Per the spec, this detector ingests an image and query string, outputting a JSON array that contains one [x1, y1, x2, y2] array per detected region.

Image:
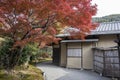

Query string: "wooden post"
[[81, 43, 83, 70], [66, 43, 68, 67], [103, 50, 105, 76]]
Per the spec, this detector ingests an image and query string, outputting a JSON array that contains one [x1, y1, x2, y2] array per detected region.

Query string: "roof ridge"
[[100, 21, 120, 24]]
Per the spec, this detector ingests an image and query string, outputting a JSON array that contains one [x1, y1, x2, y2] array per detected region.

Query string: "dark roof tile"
[[57, 21, 120, 37], [91, 21, 120, 35]]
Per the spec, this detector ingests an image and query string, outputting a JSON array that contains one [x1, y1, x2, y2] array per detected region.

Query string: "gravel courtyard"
[[36, 61, 112, 80]]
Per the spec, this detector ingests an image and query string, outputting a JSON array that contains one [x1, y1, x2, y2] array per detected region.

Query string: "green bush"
[[0, 38, 52, 69], [0, 39, 13, 69], [19, 43, 40, 65], [0, 39, 40, 68]]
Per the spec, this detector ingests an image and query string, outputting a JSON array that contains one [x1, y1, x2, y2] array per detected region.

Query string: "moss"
[[0, 71, 17, 80], [22, 74, 43, 80], [36, 58, 52, 63], [0, 65, 44, 80]]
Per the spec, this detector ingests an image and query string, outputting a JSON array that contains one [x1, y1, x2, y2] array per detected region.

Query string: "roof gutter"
[[61, 39, 99, 43]]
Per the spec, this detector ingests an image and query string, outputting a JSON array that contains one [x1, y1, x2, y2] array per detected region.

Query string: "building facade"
[[53, 21, 120, 69]]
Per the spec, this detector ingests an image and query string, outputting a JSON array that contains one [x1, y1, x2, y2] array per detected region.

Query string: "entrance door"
[[53, 48, 60, 65], [66, 43, 82, 69]]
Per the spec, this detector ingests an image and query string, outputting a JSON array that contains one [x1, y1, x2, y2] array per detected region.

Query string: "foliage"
[[0, 0, 97, 47], [38, 47, 52, 58], [0, 39, 39, 68], [0, 0, 97, 69], [92, 14, 120, 23], [41, 53, 50, 58], [19, 43, 39, 65], [29, 47, 52, 63], [0, 39, 14, 69], [0, 39, 13, 55]]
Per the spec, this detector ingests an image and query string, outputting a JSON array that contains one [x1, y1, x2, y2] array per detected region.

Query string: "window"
[[67, 48, 81, 57]]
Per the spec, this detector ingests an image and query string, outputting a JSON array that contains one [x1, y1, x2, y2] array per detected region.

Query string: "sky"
[[92, 0, 120, 17]]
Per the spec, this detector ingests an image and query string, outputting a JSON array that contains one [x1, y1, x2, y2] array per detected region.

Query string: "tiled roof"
[[57, 21, 120, 37], [91, 21, 120, 35]]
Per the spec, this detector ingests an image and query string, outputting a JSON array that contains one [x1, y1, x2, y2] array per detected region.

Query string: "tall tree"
[[0, 0, 97, 69]]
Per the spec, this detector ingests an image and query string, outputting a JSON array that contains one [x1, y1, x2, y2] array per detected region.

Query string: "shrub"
[[0, 39, 13, 69], [0, 39, 40, 69]]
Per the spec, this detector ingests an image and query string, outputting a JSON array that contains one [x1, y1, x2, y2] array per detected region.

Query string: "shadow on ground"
[[36, 61, 112, 80]]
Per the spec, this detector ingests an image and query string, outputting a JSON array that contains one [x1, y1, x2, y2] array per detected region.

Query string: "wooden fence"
[[93, 47, 120, 78]]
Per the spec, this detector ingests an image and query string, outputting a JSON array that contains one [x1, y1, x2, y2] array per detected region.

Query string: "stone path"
[[36, 61, 112, 80]]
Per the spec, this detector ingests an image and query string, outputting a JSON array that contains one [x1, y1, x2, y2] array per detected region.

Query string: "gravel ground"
[[36, 61, 112, 80]]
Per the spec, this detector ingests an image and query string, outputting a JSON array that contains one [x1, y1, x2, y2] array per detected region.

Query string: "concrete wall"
[[97, 35, 117, 48], [67, 43, 81, 48], [60, 43, 67, 67], [82, 43, 94, 69], [67, 57, 81, 69]]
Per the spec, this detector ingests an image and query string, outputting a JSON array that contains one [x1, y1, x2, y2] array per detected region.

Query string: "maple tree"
[[0, 0, 97, 69]]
